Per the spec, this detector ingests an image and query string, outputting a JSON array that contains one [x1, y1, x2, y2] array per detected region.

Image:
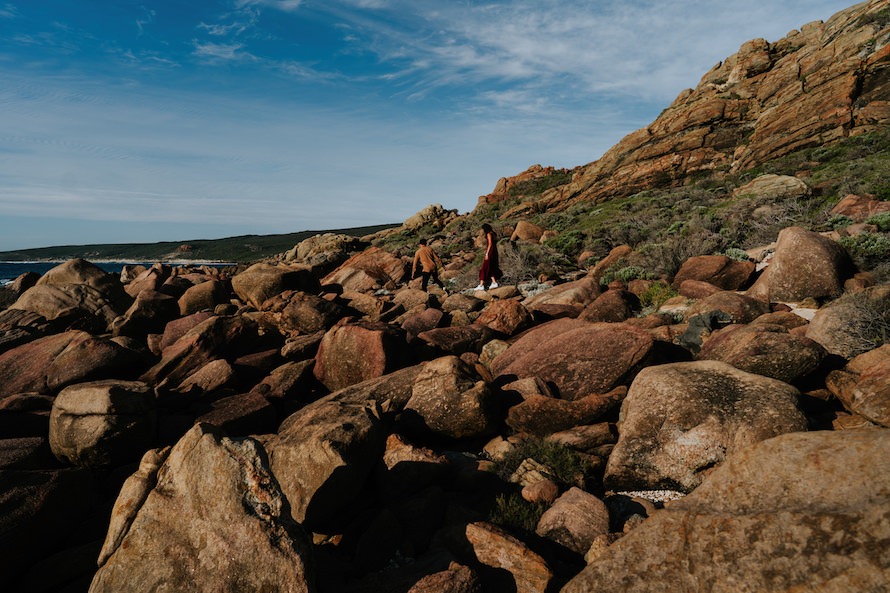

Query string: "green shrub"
[[866, 212, 890, 232], [639, 282, 678, 310], [826, 214, 854, 230], [498, 242, 575, 282], [599, 264, 657, 287], [489, 493, 549, 533], [722, 247, 752, 262], [838, 232, 890, 271], [543, 230, 584, 257], [494, 438, 593, 488]]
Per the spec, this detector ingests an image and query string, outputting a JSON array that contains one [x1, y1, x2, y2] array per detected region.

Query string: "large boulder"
[[313, 320, 411, 392], [604, 361, 807, 493], [12, 260, 133, 331], [261, 290, 350, 336], [827, 344, 890, 427], [491, 319, 656, 401], [90, 423, 314, 593], [732, 174, 811, 202], [522, 277, 601, 311], [402, 356, 498, 441], [830, 193, 890, 222], [0, 309, 55, 356], [564, 429, 890, 593], [49, 380, 156, 468], [578, 288, 639, 323], [806, 285, 890, 359], [140, 315, 263, 390], [400, 203, 459, 232], [506, 387, 626, 437], [465, 522, 553, 593], [510, 221, 545, 242], [178, 279, 231, 316], [747, 226, 854, 302], [322, 246, 406, 292], [111, 289, 180, 338], [268, 399, 386, 529], [285, 232, 365, 273], [684, 290, 770, 324], [698, 323, 826, 383], [0, 330, 136, 398], [123, 264, 169, 298], [415, 325, 497, 356], [231, 263, 320, 310], [474, 299, 532, 336], [534, 487, 610, 555], [671, 255, 755, 291]]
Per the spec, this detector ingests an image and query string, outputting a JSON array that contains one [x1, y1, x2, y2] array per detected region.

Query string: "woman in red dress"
[[475, 223, 501, 290]]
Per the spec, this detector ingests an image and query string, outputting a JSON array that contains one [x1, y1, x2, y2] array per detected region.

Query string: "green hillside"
[[0, 223, 399, 263]]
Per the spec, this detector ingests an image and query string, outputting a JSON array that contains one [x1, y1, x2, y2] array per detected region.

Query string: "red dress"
[[479, 231, 501, 285]]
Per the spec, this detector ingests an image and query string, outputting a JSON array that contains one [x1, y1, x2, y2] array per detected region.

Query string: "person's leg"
[[421, 271, 431, 290], [432, 270, 445, 290]]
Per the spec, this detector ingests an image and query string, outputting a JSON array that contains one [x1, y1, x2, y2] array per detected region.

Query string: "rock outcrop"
[[90, 424, 314, 593], [519, 2, 890, 212], [565, 429, 890, 593]]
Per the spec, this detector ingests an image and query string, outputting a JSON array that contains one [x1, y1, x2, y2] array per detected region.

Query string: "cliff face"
[[487, 0, 890, 211]]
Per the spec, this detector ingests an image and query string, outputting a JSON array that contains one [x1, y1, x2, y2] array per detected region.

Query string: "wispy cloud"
[[0, 3, 17, 19], [192, 40, 254, 62], [318, 0, 853, 107], [236, 0, 303, 12], [135, 7, 155, 36]]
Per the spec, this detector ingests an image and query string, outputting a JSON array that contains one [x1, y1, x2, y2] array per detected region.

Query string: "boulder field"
[[0, 220, 888, 593]]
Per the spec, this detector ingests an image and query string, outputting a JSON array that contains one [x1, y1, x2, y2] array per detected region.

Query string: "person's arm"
[[412, 251, 420, 277], [485, 233, 493, 259]]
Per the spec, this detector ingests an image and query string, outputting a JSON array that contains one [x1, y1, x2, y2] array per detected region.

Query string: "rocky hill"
[[1, 2, 890, 593], [480, 0, 890, 212]]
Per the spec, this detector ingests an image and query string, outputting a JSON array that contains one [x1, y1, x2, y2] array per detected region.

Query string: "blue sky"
[[0, 0, 855, 251]]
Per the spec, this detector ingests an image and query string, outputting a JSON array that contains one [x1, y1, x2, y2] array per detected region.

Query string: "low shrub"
[[866, 212, 890, 232], [838, 232, 890, 271], [494, 438, 593, 488], [489, 493, 549, 534], [599, 264, 657, 287], [639, 282, 678, 310], [722, 247, 752, 262]]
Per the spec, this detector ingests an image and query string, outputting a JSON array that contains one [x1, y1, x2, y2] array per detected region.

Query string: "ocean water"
[[0, 261, 232, 286]]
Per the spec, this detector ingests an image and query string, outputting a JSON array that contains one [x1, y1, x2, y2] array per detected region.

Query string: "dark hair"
[[419, 238, 428, 245], [481, 223, 493, 234]]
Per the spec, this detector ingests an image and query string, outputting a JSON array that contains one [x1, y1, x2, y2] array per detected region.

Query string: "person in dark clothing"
[[476, 223, 501, 290], [411, 238, 446, 291]]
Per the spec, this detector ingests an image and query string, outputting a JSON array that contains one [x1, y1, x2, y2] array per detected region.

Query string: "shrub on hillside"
[[838, 232, 890, 272], [543, 229, 584, 257], [498, 242, 574, 283], [489, 493, 548, 534], [599, 265, 657, 286], [494, 438, 593, 488], [639, 282, 679, 311], [722, 247, 753, 262], [866, 212, 890, 232]]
